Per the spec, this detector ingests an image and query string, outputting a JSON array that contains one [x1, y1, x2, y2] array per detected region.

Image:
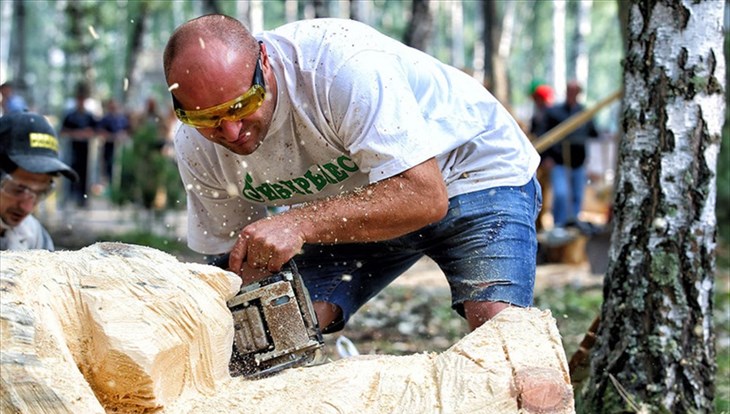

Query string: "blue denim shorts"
[[296, 176, 542, 333]]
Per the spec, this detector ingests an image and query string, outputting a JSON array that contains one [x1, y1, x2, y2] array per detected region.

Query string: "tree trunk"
[[482, 0, 499, 92], [583, 1, 724, 412], [449, 0, 464, 70], [349, 0, 371, 24], [494, 0, 515, 105], [201, 0, 221, 15], [63, 1, 97, 99], [313, 0, 329, 18], [8, 0, 27, 94], [122, 1, 149, 107], [284, 0, 298, 22], [570, 0, 592, 88], [1, 243, 575, 413], [403, 0, 433, 53]]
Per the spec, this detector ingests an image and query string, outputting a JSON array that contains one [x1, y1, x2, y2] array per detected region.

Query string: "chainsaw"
[[209, 255, 324, 379]]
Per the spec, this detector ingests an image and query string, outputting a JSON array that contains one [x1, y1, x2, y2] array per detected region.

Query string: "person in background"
[[528, 82, 555, 233], [97, 98, 130, 190], [163, 15, 542, 334], [529, 83, 555, 138], [60, 85, 97, 207], [543, 80, 600, 228], [0, 112, 78, 250], [0, 81, 29, 115]]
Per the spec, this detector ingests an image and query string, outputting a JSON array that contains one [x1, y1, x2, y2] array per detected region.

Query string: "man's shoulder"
[[266, 18, 395, 59]]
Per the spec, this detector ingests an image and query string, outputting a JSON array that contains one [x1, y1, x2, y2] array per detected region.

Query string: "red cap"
[[533, 85, 554, 105]]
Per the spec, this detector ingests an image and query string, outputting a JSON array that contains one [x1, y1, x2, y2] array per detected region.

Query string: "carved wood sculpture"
[[1, 243, 574, 413]]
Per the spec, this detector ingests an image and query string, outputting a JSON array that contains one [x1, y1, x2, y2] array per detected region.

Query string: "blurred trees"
[[0, 0, 623, 130]]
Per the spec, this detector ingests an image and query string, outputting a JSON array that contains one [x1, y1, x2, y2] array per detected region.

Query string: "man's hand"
[[229, 215, 307, 274]]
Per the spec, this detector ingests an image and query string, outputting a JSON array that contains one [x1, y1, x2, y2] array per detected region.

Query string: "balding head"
[[163, 14, 259, 82]]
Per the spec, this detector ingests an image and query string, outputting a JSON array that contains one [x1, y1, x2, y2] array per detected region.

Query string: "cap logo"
[[29, 132, 59, 152]]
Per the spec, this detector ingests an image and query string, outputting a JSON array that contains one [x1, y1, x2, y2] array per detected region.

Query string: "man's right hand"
[[210, 253, 273, 285]]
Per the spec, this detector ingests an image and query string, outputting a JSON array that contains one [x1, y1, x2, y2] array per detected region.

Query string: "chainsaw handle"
[[208, 253, 297, 274], [208, 253, 232, 269]]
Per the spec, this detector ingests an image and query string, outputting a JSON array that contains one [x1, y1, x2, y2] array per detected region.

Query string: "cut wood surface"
[[1, 243, 575, 413]]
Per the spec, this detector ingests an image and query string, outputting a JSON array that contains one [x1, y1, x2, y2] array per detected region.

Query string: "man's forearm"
[[230, 158, 448, 272], [284, 158, 448, 244]]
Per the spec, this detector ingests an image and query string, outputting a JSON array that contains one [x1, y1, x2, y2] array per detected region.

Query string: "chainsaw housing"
[[226, 262, 323, 378]]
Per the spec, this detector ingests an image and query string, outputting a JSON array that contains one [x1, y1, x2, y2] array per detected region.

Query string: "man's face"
[[168, 40, 275, 155], [0, 169, 54, 228]]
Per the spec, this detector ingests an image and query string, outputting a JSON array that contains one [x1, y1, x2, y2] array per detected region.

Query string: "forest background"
[[1, 0, 728, 412]]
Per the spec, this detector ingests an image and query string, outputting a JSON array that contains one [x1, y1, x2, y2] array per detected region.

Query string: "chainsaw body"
[[222, 260, 324, 378]]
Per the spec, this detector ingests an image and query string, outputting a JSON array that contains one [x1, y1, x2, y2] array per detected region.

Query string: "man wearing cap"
[[0, 112, 79, 250]]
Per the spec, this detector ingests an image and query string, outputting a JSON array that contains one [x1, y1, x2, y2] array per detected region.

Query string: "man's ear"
[[259, 42, 270, 68]]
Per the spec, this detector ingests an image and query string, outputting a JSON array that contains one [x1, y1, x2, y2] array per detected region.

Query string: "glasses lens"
[[177, 84, 265, 129], [0, 176, 53, 202]]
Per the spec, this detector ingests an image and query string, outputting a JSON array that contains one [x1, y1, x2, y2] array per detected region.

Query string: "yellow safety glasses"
[[173, 48, 266, 129]]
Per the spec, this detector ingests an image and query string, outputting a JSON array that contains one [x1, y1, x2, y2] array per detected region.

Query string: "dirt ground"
[[393, 255, 601, 292]]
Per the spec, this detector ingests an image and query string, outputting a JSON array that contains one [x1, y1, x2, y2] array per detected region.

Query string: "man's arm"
[[228, 157, 448, 276]]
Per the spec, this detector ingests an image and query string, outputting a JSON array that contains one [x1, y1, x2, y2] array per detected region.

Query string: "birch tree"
[[582, 1, 725, 412], [571, 0, 592, 88], [552, 0, 567, 102]]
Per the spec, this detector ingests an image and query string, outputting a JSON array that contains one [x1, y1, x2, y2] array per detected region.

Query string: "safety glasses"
[[0, 174, 55, 203], [173, 46, 266, 129]]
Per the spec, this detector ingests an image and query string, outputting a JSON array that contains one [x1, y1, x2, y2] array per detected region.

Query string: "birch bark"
[[583, 1, 725, 412]]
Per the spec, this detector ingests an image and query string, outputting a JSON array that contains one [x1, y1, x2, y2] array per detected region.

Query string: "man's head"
[[566, 81, 582, 107], [0, 82, 13, 98], [0, 112, 78, 229], [531, 85, 554, 108], [163, 14, 276, 155]]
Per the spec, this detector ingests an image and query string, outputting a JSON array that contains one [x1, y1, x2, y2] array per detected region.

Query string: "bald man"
[[163, 15, 542, 333]]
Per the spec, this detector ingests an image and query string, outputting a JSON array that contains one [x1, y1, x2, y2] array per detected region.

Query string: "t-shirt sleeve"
[[326, 52, 441, 183]]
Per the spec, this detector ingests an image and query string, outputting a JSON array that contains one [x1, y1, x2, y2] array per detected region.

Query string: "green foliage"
[[109, 119, 183, 210], [534, 285, 603, 358]]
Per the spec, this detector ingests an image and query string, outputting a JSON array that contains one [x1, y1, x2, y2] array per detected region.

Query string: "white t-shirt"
[[0, 215, 54, 251], [174, 18, 540, 255]]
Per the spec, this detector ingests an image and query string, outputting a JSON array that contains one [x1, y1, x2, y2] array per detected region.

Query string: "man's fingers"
[[229, 234, 248, 275]]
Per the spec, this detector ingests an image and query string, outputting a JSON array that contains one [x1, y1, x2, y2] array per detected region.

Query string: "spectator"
[[528, 82, 555, 233], [0, 112, 78, 250], [0, 81, 29, 115], [529, 83, 555, 138], [60, 85, 97, 207], [97, 98, 130, 190], [543, 80, 600, 227], [163, 15, 542, 333]]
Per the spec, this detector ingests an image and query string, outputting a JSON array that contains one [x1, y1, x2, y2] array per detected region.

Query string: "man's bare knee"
[[313, 301, 342, 330], [464, 300, 511, 331]]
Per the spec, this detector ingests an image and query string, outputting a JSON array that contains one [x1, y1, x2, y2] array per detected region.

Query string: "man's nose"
[[217, 120, 243, 142], [19, 197, 37, 214]]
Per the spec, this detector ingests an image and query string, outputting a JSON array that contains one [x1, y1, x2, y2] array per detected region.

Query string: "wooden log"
[[1, 243, 574, 413]]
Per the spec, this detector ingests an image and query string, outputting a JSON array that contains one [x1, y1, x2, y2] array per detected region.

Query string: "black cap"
[[0, 112, 79, 182]]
